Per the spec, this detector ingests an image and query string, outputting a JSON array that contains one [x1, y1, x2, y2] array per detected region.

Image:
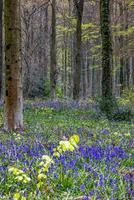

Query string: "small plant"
[[98, 96, 118, 119]]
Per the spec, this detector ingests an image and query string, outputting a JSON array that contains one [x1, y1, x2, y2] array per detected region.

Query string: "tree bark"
[[50, 0, 57, 99], [73, 0, 84, 100], [119, 2, 125, 95], [4, 0, 23, 131], [100, 0, 113, 98], [0, 0, 3, 99]]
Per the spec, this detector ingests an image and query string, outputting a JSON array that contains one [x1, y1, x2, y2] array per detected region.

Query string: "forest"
[[0, 0, 134, 199]]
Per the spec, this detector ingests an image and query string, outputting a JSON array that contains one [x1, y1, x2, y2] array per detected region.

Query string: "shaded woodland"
[[0, 1, 134, 199], [18, 0, 134, 99]]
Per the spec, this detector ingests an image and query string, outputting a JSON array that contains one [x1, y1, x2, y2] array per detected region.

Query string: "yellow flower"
[[113, 132, 118, 135], [13, 192, 20, 200], [125, 133, 131, 137], [23, 175, 31, 183], [15, 176, 23, 181], [8, 167, 15, 172], [23, 179, 29, 183], [59, 141, 71, 151], [43, 163, 50, 172], [37, 181, 43, 189], [59, 141, 75, 152], [21, 197, 26, 200], [57, 146, 63, 153], [39, 161, 44, 166], [69, 144, 75, 151], [42, 155, 51, 162], [37, 173, 47, 181], [53, 148, 57, 152], [70, 134, 80, 144], [42, 155, 54, 164], [53, 151, 60, 157]]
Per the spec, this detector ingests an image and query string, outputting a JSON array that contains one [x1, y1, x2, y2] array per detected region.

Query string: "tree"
[[0, 0, 3, 98], [100, 0, 113, 98], [4, 0, 23, 131], [99, 0, 117, 117], [50, 0, 57, 99], [73, 0, 84, 100]]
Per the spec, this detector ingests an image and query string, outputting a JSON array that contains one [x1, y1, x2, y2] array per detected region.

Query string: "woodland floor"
[[0, 100, 133, 200]]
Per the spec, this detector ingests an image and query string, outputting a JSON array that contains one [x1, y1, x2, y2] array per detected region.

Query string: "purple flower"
[[83, 196, 89, 200], [96, 196, 103, 199], [80, 184, 85, 192], [100, 129, 110, 135]]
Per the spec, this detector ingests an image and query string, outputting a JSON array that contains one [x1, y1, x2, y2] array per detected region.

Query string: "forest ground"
[[0, 100, 133, 199]]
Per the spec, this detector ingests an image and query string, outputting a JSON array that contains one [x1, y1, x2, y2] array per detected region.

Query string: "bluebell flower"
[[80, 184, 85, 192], [83, 196, 89, 200], [100, 129, 110, 135], [89, 190, 94, 196], [96, 196, 103, 199]]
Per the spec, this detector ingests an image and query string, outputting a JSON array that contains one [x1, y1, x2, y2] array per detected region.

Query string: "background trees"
[[17, 0, 134, 100], [1, 0, 134, 120]]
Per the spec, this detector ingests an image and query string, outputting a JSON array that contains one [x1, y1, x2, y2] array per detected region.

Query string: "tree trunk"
[[0, 0, 3, 99], [100, 0, 113, 98], [119, 2, 125, 95], [4, 0, 23, 131], [50, 0, 57, 99], [73, 0, 84, 100]]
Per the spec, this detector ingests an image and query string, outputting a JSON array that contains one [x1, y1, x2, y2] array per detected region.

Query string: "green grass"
[[0, 103, 133, 199]]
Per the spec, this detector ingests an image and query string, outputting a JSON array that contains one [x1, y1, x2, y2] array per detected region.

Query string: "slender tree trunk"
[[119, 2, 125, 96], [64, 31, 67, 97], [68, 0, 73, 98], [100, 0, 113, 98], [44, 7, 49, 95], [92, 59, 95, 97], [4, 0, 23, 131], [61, 44, 64, 96], [50, 0, 57, 99], [124, 5, 130, 89], [0, 0, 3, 99], [132, 58, 134, 86], [73, 0, 84, 100], [82, 47, 87, 98]]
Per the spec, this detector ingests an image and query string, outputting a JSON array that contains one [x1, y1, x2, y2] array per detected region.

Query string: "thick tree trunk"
[[4, 0, 23, 131], [50, 0, 57, 99], [73, 0, 84, 100], [0, 0, 3, 99], [100, 0, 113, 98], [100, 0, 116, 118]]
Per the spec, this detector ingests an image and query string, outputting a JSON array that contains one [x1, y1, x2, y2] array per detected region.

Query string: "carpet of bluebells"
[[0, 100, 134, 200]]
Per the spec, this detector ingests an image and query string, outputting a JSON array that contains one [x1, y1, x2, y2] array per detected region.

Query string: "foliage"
[[98, 96, 133, 121], [119, 87, 134, 108], [98, 96, 118, 119], [0, 100, 133, 199]]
